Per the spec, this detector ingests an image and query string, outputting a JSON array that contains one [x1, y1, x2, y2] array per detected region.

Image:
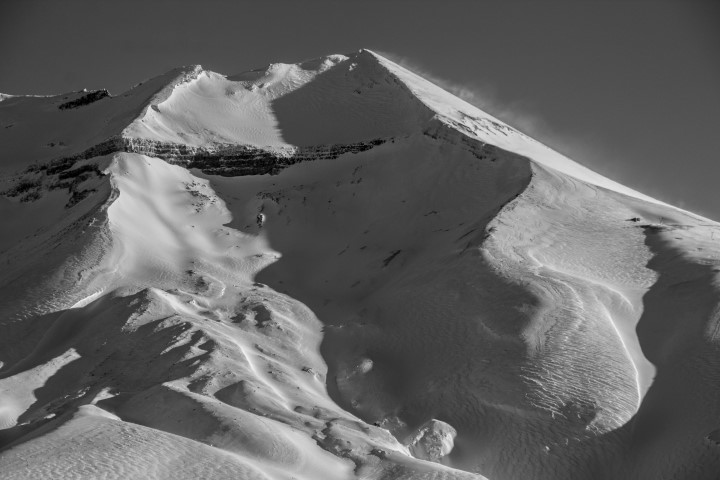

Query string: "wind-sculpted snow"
[[1, 49, 720, 480], [0, 149, 490, 479]]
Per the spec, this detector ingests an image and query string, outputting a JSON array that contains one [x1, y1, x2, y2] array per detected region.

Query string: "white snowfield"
[[0, 49, 719, 480]]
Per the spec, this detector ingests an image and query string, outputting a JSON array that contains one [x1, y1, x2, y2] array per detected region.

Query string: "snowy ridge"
[[0, 49, 703, 214], [358, 50, 668, 208], [120, 64, 205, 136], [1, 50, 720, 480]]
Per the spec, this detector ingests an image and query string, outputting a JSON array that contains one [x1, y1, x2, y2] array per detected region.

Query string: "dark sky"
[[2, 0, 719, 219]]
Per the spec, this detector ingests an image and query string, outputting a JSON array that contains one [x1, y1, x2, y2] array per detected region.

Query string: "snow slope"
[[1, 50, 719, 480]]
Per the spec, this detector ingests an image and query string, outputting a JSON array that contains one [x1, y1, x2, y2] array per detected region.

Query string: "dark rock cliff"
[[4, 136, 389, 206], [58, 90, 111, 110]]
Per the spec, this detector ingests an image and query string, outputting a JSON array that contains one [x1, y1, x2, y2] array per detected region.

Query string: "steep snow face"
[[122, 66, 290, 148], [206, 132, 657, 479], [363, 50, 670, 207], [123, 53, 432, 148], [0, 146, 490, 480], [2, 51, 720, 480]]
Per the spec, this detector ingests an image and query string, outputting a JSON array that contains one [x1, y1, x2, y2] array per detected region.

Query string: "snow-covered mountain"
[[1, 49, 718, 480]]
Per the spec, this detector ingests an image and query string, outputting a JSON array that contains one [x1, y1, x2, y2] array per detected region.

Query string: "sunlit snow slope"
[[1, 49, 719, 480]]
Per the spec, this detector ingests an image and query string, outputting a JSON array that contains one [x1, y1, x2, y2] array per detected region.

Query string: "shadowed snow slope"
[[1, 50, 719, 480]]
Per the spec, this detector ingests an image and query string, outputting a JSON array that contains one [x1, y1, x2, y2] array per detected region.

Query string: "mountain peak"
[[0, 52, 691, 208]]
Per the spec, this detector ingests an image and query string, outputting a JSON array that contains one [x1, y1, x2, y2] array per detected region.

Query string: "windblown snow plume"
[[1, 50, 719, 480]]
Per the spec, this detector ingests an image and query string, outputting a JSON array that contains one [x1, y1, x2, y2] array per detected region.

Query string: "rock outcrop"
[[58, 89, 110, 110], [404, 419, 457, 463], [4, 136, 389, 206]]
